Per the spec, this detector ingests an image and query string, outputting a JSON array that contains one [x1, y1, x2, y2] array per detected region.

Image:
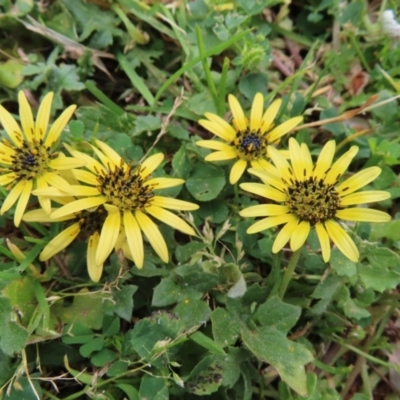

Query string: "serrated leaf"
[[186, 163, 226, 201], [112, 285, 137, 322], [330, 248, 357, 277], [252, 295, 301, 333], [138, 376, 169, 400], [211, 308, 240, 347], [241, 326, 313, 396], [358, 264, 400, 292]]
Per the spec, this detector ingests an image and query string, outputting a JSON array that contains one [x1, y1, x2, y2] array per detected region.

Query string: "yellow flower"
[[0, 91, 84, 226], [23, 204, 109, 282], [33, 140, 199, 271], [196, 92, 303, 184], [239, 138, 391, 262]]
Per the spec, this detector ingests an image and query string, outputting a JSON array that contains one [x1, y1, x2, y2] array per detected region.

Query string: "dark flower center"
[[285, 176, 340, 226], [97, 161, 155, 212], [10, 139, 56, 181], [234, 130, 268, 161], [77, 205, 108, 235]]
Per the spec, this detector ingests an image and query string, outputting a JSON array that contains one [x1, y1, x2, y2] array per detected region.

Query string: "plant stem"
[[278, 248, 301, 298]]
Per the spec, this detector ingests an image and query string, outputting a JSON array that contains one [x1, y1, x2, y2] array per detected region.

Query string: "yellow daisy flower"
[[33, 140, 199, 270], [23, 204, 109, 282], [196, 92, 303, 184], [0, 91, 84, 226], [239, 138, 391, 262]]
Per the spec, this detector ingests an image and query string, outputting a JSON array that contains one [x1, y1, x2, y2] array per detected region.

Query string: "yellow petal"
[[324, 219, 359, 262], [96, 208, 121, 266], [44, 104, 77, 147], [135, 210, 168, 263], [95, 140, 122, 167], [39, 222, 80, 261], [336, 167, 381, 196], [272, 215, 299, 253], [1, 180, 25, 214], [230, 159, 247, 184], [267, 145, 293, 183], [205, 149, 237, 161], [51, 197, 106, 219], [23, 208, 72, 222], [0, 172, 17, 186], [336, 208, 391, 222], [325, 146, 358, 184], [267, 116, 303, 143], [18, 91, 35, 142], [64, 143, 105, 175], [247, 213, 296, 234], [247, 168, 287, 192], [151, 196, 199, 211], [288, 138, 305, 182], [240, 204, 289, 217], [72, 169, 99, 185], [35, 174, 51, 215], [290, 220, 310, 251], [140, 153, 164, 178], [228, 94, 247, 132], [88, 232, 103, 282], [340, 190, 391, 206], [196, 140, 234, 152], [42, 172, 72, 192], [146, 205, 195, 235], [240, 182, 287, 202], [0, 104, 23, 145], [250, 93, 264, 132], [14, 179, 33, 227], [35, 92, 53, 140], [313, 140, 335, 180], [315, 222, 331, 262], [199, 115, 236, 142], [146, 177, 184, 190], [301, 143, 313, 178], [47, 157, 86, 170], [251, 158, 277, 177], [260, 99, 281, 133], [123, 211, 144, 269]]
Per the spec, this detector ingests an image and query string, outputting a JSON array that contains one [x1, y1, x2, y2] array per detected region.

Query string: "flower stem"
[[278, 248, 301, 298]]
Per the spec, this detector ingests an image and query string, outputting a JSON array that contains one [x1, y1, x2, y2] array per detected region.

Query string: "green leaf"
[[211, 308, 240, 347], [370, 220, 400, 241], [79, 337, 104, 358], [57, 289, 109, 329], [0, 60, 24, 88], [152, 277, 203, 307], [186, 163, 226, 201], [358, 264, 400, 292], [128, 311, 185, 360], [132, 115, 162, 135], [241, 326, 313, 396], [138, 376, 169, 400], [189, 331, 226, 355], [116, 383, 139, 400], [239, 72, 268, 99], [252, 295, 301, 333], [174, 299, 211, 329], [330, 248, 357, 277], [185, 356, 223, 395], [311, 275, 345, 300], [172, 146, 193, 180], [91, 348, 118, 367], [112, 285, 138, 322], [50, 64, 85, 92], [336, 287, 370, 321], [2, 276, 37, 326], [5, 376, 42, 400], [362, 244, 400, 269]]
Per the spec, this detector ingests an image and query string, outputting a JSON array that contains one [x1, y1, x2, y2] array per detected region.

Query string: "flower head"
[[0, 91, 84, 226], [196, 93, 303, 184], [239, 138, 391, 262], [23, 204, 109, 282], [33, 140, 199, 270]]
